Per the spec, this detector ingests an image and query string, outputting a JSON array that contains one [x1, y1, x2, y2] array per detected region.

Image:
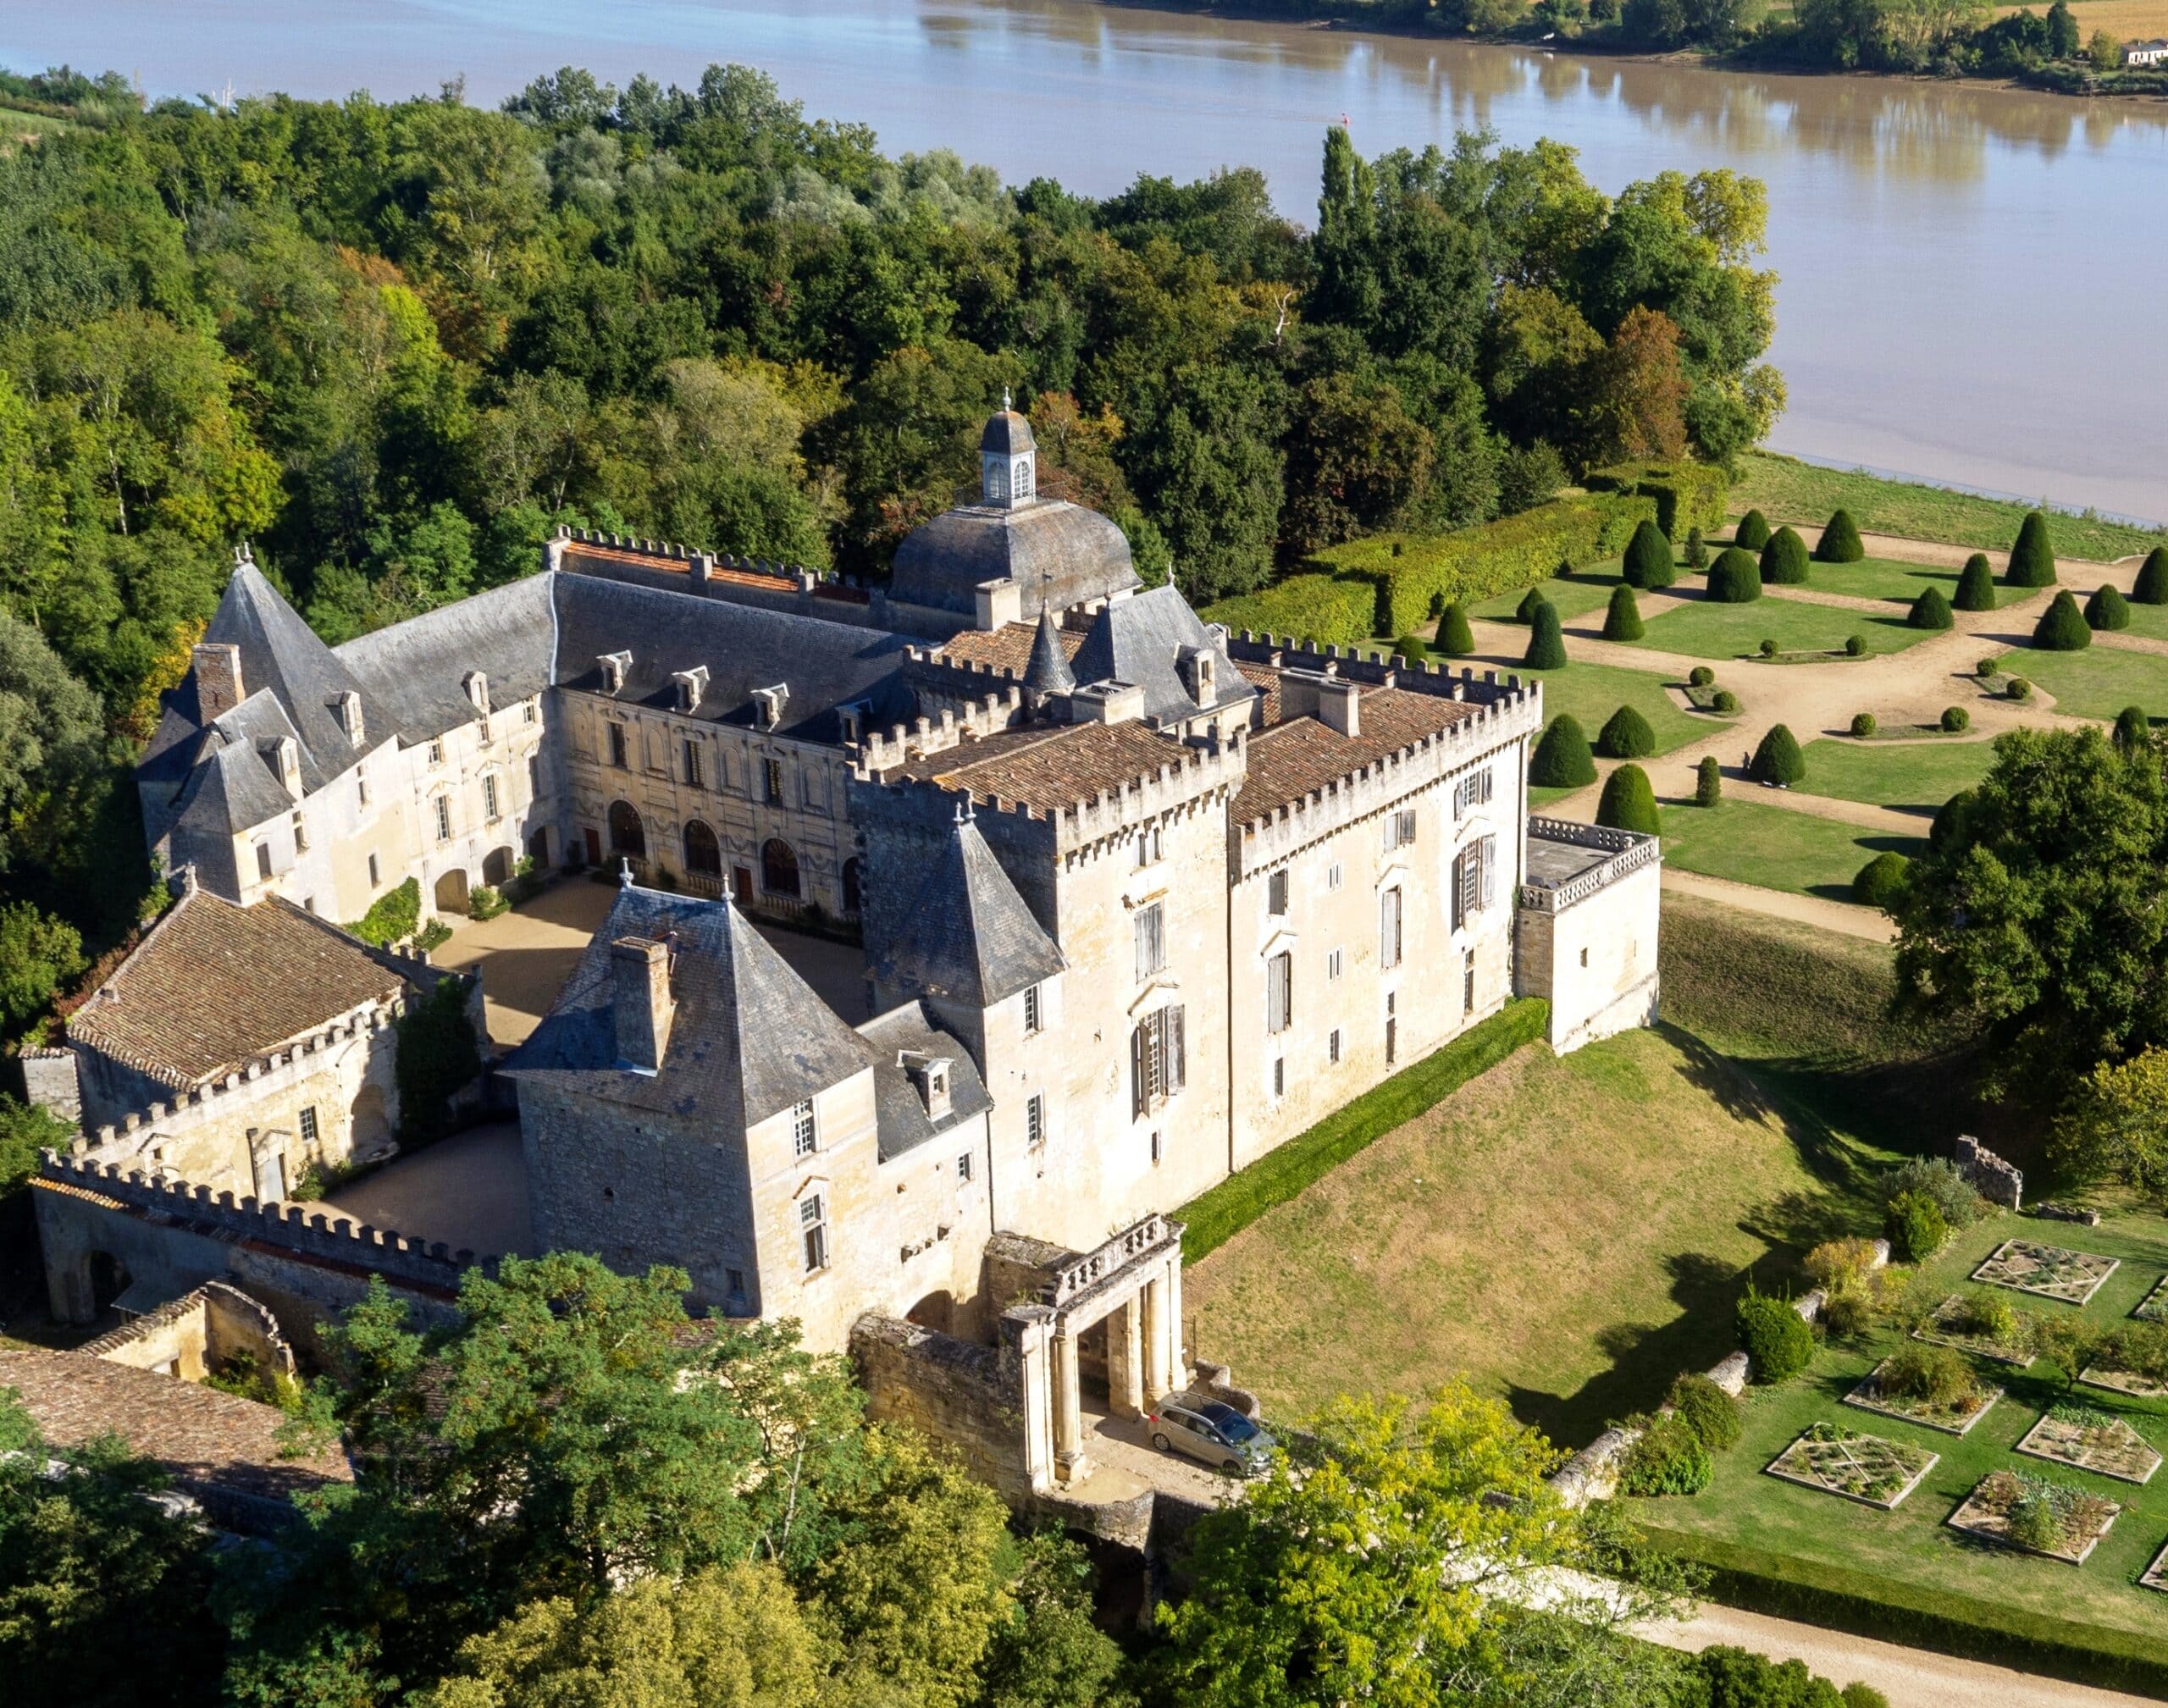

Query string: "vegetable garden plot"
[[1913, 1292, 2038, 1366], [1948, 1469, 2121, 1565], [1844, 1359, 2003, 1436], [1972, 1240, 2121, 1305], [2134, 1275, 2168, 1324], [1763, 1421, 1938, 1509], [2015, 1407, 2163, 1485]]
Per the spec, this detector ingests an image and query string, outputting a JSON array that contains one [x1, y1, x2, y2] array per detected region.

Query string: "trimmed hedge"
[[1175, 998, 1549, 1262], [346, 876, 421, 947], [1601, 583, 1644, 642], [1939, 705, 1968, 732], [1203, 573, 1374, 647], [1584, 459, 1730, 539], [1953, 552, 1996, 611], [1524, 600, 1568, 669], [1436, 602, 1476, 655], [2006, 508, 2057, 587], [1816, 507, 1865, 563], [1907, 586, 1953, 630], [2085, 583, 2131, 632], [1850, 712, 1877, 738], [2032, 589, 2092, 651], [1852, 851, 1910, 908], [1391, 633, 1430, 662], [1308, 491, 1656, 637], [2136, 545, 2168, 605], [1530, 715, 1597, 787], [2113, 705, 2152, 755], [1760, 526, 1811, 586], [1695, 755, 1722, 805], [1596, 763, 1659, 834], [1750, 724, 1806, 786], [1516, 586, 1551, 623], [1623, 518, 1676, 590], [1597, 704, 1656, 759], [1708, 547, 1762, 603], [1734, 507, 1771, 550]]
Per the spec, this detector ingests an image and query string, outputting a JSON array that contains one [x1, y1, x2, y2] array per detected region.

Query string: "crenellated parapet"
[[1518, 816, 1662, 914], [849, 686, 1030, 774], [1222, 633, 1536, 707]]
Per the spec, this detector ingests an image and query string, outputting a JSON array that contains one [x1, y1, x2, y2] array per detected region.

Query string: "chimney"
[[611, 936, 675, 1072], [194, 643, 244, 721], [1319, 678, 1361, 738]]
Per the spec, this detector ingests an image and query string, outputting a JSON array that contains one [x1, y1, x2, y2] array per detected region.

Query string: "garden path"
[[1657, 868, 1896, 942]]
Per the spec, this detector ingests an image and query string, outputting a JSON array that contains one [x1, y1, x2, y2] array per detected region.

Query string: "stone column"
[[1140, 1274, 1170, 1407], [1164, 1254, 1189, 1396], [1051, 1325, 1087, 1482], [1106, 1295, 1145, 1419]]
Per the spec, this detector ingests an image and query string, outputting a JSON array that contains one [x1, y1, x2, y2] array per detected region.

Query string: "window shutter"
[[1169, 1005, 1186, 1093], [1479, 836, 1496, 910], [1131, 1023, 1149, 1118], [1452, 848, 1468, 932]]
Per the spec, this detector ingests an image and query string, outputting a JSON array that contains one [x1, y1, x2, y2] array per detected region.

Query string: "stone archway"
[[351, 1085, 392, 1161], [905, 1290, 955, 1335], [761, 837, 800, 898], [482, 844, 515, 887], [608, 800, 645, 860], [434, 867, 471, 916], [684, 819, 722, 876]]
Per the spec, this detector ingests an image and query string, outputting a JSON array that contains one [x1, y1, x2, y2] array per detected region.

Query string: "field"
[[1734, 452, 2167, 563], [2009, 0, 2168, 40], [1795, 738, 1998, 816], [1640, 594, 1927, 662], [1991, 645, 2168, 725], [1658, 797, 1923, 900]]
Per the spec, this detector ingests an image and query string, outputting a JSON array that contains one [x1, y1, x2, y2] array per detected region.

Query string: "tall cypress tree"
[[1623, 519, 1674, 590], [1602, 583, 1645, 642], [1525, 600, 1568, 669], [1312, 127, 1380, 334]]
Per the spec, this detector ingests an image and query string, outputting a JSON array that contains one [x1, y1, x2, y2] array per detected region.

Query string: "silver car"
[[1148, 1399, 1272, 1475]]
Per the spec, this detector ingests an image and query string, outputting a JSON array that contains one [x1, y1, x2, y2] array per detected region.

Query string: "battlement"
[[1223, 633, 1532, 706], [35, 1152, 486, 1290], [850, 686, 1029, 773]]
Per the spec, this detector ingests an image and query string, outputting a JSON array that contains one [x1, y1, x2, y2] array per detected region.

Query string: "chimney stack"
[[611, 936, 675, 1071], [194, 644, 245, 721], [1318, 678, 1361, 738]]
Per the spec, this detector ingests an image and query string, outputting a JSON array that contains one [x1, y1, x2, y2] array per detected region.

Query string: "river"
[[8, 1, 2165, 522]]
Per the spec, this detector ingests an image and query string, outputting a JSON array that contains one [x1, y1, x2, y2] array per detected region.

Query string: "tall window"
[[1135, 825, 1162, 868], [1380, 887, 1402, 970], [1463, 947, 1478, 1016], [762, 838, 800, 898], [298, 1106, 318, 1146], [357, 766, 369, 807], [528, 755, 541, 799], [428, 738, 444, 766], [683, 739, 705, 789], [1454, 766, 1494, 818], [256, 842, 272, 879], [1022, 983, 1043, 1035], [608, 723, 628, 769], [1328, 1028, 1342, 1064], [1133, 902, 1165, 981], [1131, 1005, 1186, 1115], [799, 1195, 828, 1273], [792, 1098, 817, 1158], [957, 1151, 973, 1182], [763, 757, 784, 802], [291, 811, 308, 853], [1265, 951, 1292, 1035], [483, 773, 501, 821], [1452, 836, 1497, 931], [368, 852, 381, 887], [434, 795, 452, 843], [1328, 948, 1343, 981], [1267, 869, 1288, 916], [1026, 1093, 1045, 1149]]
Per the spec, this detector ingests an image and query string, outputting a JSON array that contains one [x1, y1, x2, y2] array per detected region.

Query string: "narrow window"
[[1149, 1129, 1163, 1165], [763, 757, 784, 802], [1329, 1028, 1341, 1064], [525, 698, 539, 726], [1133, 902, 1165, 981], [725, 1267, 747, 1309], [255, 841, 272, 879], [1580, 946, 1590, 968], [1268, 869, 1288, 916], [1328, 947, 1343, 981], [1266, 951, 1292, 1035], [368, 852, 381, 887], [1385, 1014, 1397, 1065], [434, 795, 452, 843], [799, 1195, 827, 1273], [1327, 861, 1343, 891], [608, 723, 628, 769], [303, 895, 318, 915], [1023, 983, 1043, 1035], [298, 1107, 318, 1146], [1026, 1093, 1045, 1149], [429, 738, 444, 766], [528, 755, 541, 799], [1380, 887, 1402, 970], [1273, 1058, 1286, 1097], [1463, 947, 1477, 1016], [683, 739, 704, 789], [291, 810, 308, 852], [957, 1152, 973, 1182], [483, 773, 501, 821], [792, 1098, 817, 1158], [357, 766, 369, 806]]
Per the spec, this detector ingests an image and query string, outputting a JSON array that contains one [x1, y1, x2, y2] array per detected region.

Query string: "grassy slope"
[[1735, 452, 2166, 562], [1660, 797, 1924, 900], [1641, 592, 1927, 661], [1795, 738, 1999, 816], [1520, 659, 1718, 756], [1991, 644, 2168, 724]]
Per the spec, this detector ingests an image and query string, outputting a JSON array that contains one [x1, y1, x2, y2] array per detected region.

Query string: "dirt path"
[[1658, 867, 1897, 942]]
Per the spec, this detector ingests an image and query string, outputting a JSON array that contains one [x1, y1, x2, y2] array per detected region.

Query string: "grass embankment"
[[1641, 592, 1927, 662], [1187, 899, 1933, 1444], [1795, 738, 1997, 816], [1734, 453, 2166, 562], [1638, 1207, 2168, 1693], [1991, 645, 2168, 725], [1660, 798, 1923, 900]]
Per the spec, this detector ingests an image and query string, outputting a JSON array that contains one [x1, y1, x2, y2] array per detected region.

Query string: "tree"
[[1598, 704, 1656, 757], [1750, 723, 1805, 785], [1281, 371, 1432, 555], [1708, 547, 1762, 602], [1436, 602, 1476, 656], [1524, 600, 1568, 669], [1907, 586, 1953, 630], [2091, 26, 2126, 69], [1760, 525, 1810, 585], [1891, 727, 2168, 1097], [0, 613, 111, 877], [1815, 508, 1864, 563], [2113, 705, 2152, 756], [0, 1092, 73, 1207], [1530, 714, 1598, 787], [1695, 755, 1723, 805], [1602, 583, 1645, 641], [2006, 510, 2057, 587], [1623, 519, 1674, 590], [1686, 1644, 1863, 1708], [0, 901, 85, 1036], [2084, 583, 2131, 632], [1580, 305, 1690, 467], [1954, 553, 1996, 611], [2051, 1047, 2168, 1199], [2134, 546, 2168, 605], [2032, 589, 2091, 651], [1733, 508, 1770, 550], [2047, 0, 2081, 55], [1125, 359, 1286, 603], [1597, 763, 1660, 833]]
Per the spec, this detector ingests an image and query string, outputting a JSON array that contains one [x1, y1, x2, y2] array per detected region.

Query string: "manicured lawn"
[[2115, 600, 2168, 644], [1658, 797, 1923, 902], [1733, 451, 2166, 563], [1470, 559, 1626, 624], [1990, 645, 2168, 724], [1766, 555, 2016, 610], [1520, 659, 1715, 756], [1636, 1207, 2168, 1676], [1795, 738, 1998, 816], [1642, 594, 1928, 662]]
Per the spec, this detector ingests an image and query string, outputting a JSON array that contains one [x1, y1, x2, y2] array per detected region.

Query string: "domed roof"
[[889, 500, 1138, 622], [980, 408, 1035, 456]]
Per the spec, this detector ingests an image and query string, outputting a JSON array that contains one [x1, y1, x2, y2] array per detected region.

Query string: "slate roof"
[[506, 885, 877, 1132], [200, 563, 369, 788], [338, 573, 557, 745], [888, 721, 1192, 816], [1066, 586, 1255, 727], [980, 408, 1035, 455], [1023, 606, 1078, 695], [865, 811, 1065, 1009], [889, 500, 1138, 621], [858, 1001, 994, 1162], [69, 888, 422, 1089], [1231, 685, 1484, 826]]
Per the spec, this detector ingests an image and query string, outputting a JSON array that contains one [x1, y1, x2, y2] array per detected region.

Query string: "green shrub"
[[1529, 715, 1597, 787], [1759, 638, 1778, 658], [1844, 633, 1866, 657], [2005, 508, 2058, 586], [1623, 517, 1675, 590], [1939, 705, 1969, 732], [1908, 586, 1954, 630], [1597, 704, 1656, 758], [1667, 1372, 1744, 1451], [1688, 665, 1714, 688], [1816, 507, 1865, 562], [1850, 711, 1877, 738], [1804, 1236, 1884, 1298], [1734, 507, 1771, 550], [1954, 552, 1997, 611], [2101, 1322, 2168, 1387], [1977, 655, 2002, 678], [1581, 459, 1728, 539], [1953, 1290, 2017, 1342], [1842, 1683, 1891, 1708], [1596, 763, 1659, 835], [1203, 574, 1374, 647], [1711, 688, 1739, 713], [2134, 545, 2168, 605], [1760, 525, 1811, 585], [1684, 527, 1706, 569], [2005, 1486, 2067, 1554], [1618, 1410, 1712, 1496], [1884, 1189, 1950, 1263], [2032, 589, 2092, 651], [2113, 705, 2152, 755], [1524, 600, 1568, 669], [467, 884, 509, 922], [1929, 789, 1975, 853], [1749, 723, 1806, 786], [346, 877, 421, 948], [1879, 1340, 1972, 1406], [395, 975, 483, 1147], [1737, 1286, 1815, 1384], [1601, 583, 1644, 642], [1708, 547, 1762, 602], [1695, 755, 1722, 805], [2006, 674, 2031, 700], [1852, 852, 1910, 908], [1516, 586, 1550, 623], [1392, 633, 1430, 662], [1881, 1158, 1987, 1230], [2084, 583, 2131, 631], [1436, 602, 1475, 656]]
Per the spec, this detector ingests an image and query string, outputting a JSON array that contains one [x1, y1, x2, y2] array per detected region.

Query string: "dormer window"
[[751, 684, 789, 731], [335, 690, 365, 747], [673, 666, 708, 715], [464, 671, 490, 716], [598, 651, 632, 695], [901, 1053, 954, 1121]]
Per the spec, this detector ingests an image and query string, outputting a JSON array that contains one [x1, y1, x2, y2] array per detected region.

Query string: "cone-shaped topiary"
[[1695, 755, 1723, 805], [1596, 763, 1660, 835], [1529, 714, 1597, 787], [1816, 508, 1865, 563], [2135, 546, 2168, 605], [1907, 586, 1954, 630], [1597, 704, 1656, 759], [1708, 547, 1762, 603], [2005, 509, 2057, 586], [2085, 584, 2131, 632], [1623, 519, 1675, 590], [2032, 589, 2092, 650], [1734, 508, 1771, 550], [1602, 583, 1645, 642], [1750, 723, 1806, 786], [1517, 586, 1551, 623], [1760, 527, 1810, 585], [1954, 553, 1996, 611], [1436, 601, 1476, 656], [1684, 528, 1706, 569], [1392, 633, 1430, 662], [2114, 705, 2153, 755], [1853, 852, 1911, 909], [1524, 600, 1568, 669]]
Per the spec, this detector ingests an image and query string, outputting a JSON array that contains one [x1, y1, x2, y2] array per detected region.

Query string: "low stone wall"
[[853, 1312, 1032, 1498], [1952, 1133, 2023, 1209]]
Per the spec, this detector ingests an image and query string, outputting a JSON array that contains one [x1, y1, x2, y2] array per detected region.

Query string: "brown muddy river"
[[11, 0, 2165, 519]]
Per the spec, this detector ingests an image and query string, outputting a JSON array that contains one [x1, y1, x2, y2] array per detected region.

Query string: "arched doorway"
[[608, 800, 645, 860], [434, 867, 470, 916], [351, 1085, 392, 1159], [684, 820, 722, 876], [761, 837, 799, 898], [841, 856, 862, 916], [483, 844, 514, 886], [906, 1291, 954, 1335]]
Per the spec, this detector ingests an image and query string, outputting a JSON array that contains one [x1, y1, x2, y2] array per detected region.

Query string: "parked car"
[[1147, 1398, 1273, 1475]]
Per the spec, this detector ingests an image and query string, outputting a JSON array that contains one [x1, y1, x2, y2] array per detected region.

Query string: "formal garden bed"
[[1948, 1469, 2121, 1565], [1845, 1354, 2003, 1436], [2144, 1541, 2168, 1594], [2135, 1276, 2168, 1324], [2082, 1363, 2168, 1401], [1915, 1291, 2038, 1366], [1764, 1422, 1938, 1510], [2015, 1407, 2162, 1485], [1974, 1241, 2121, 1305]]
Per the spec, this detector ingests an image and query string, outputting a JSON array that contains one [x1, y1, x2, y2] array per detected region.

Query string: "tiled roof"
[[0, 1346, 351, 1508], [1231, 686, 1482, 826], [1233, 660, 1281, 725], [937, 621, 1082, 676], [890, 721, 1192, 815], [69, 890, 417, 1088]]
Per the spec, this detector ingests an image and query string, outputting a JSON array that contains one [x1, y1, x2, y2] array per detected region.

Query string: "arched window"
[[607, 800, 645, 860], [841, 856, 862, 916], [761, 837, 800, 898], [684, 820, 722, 876]]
